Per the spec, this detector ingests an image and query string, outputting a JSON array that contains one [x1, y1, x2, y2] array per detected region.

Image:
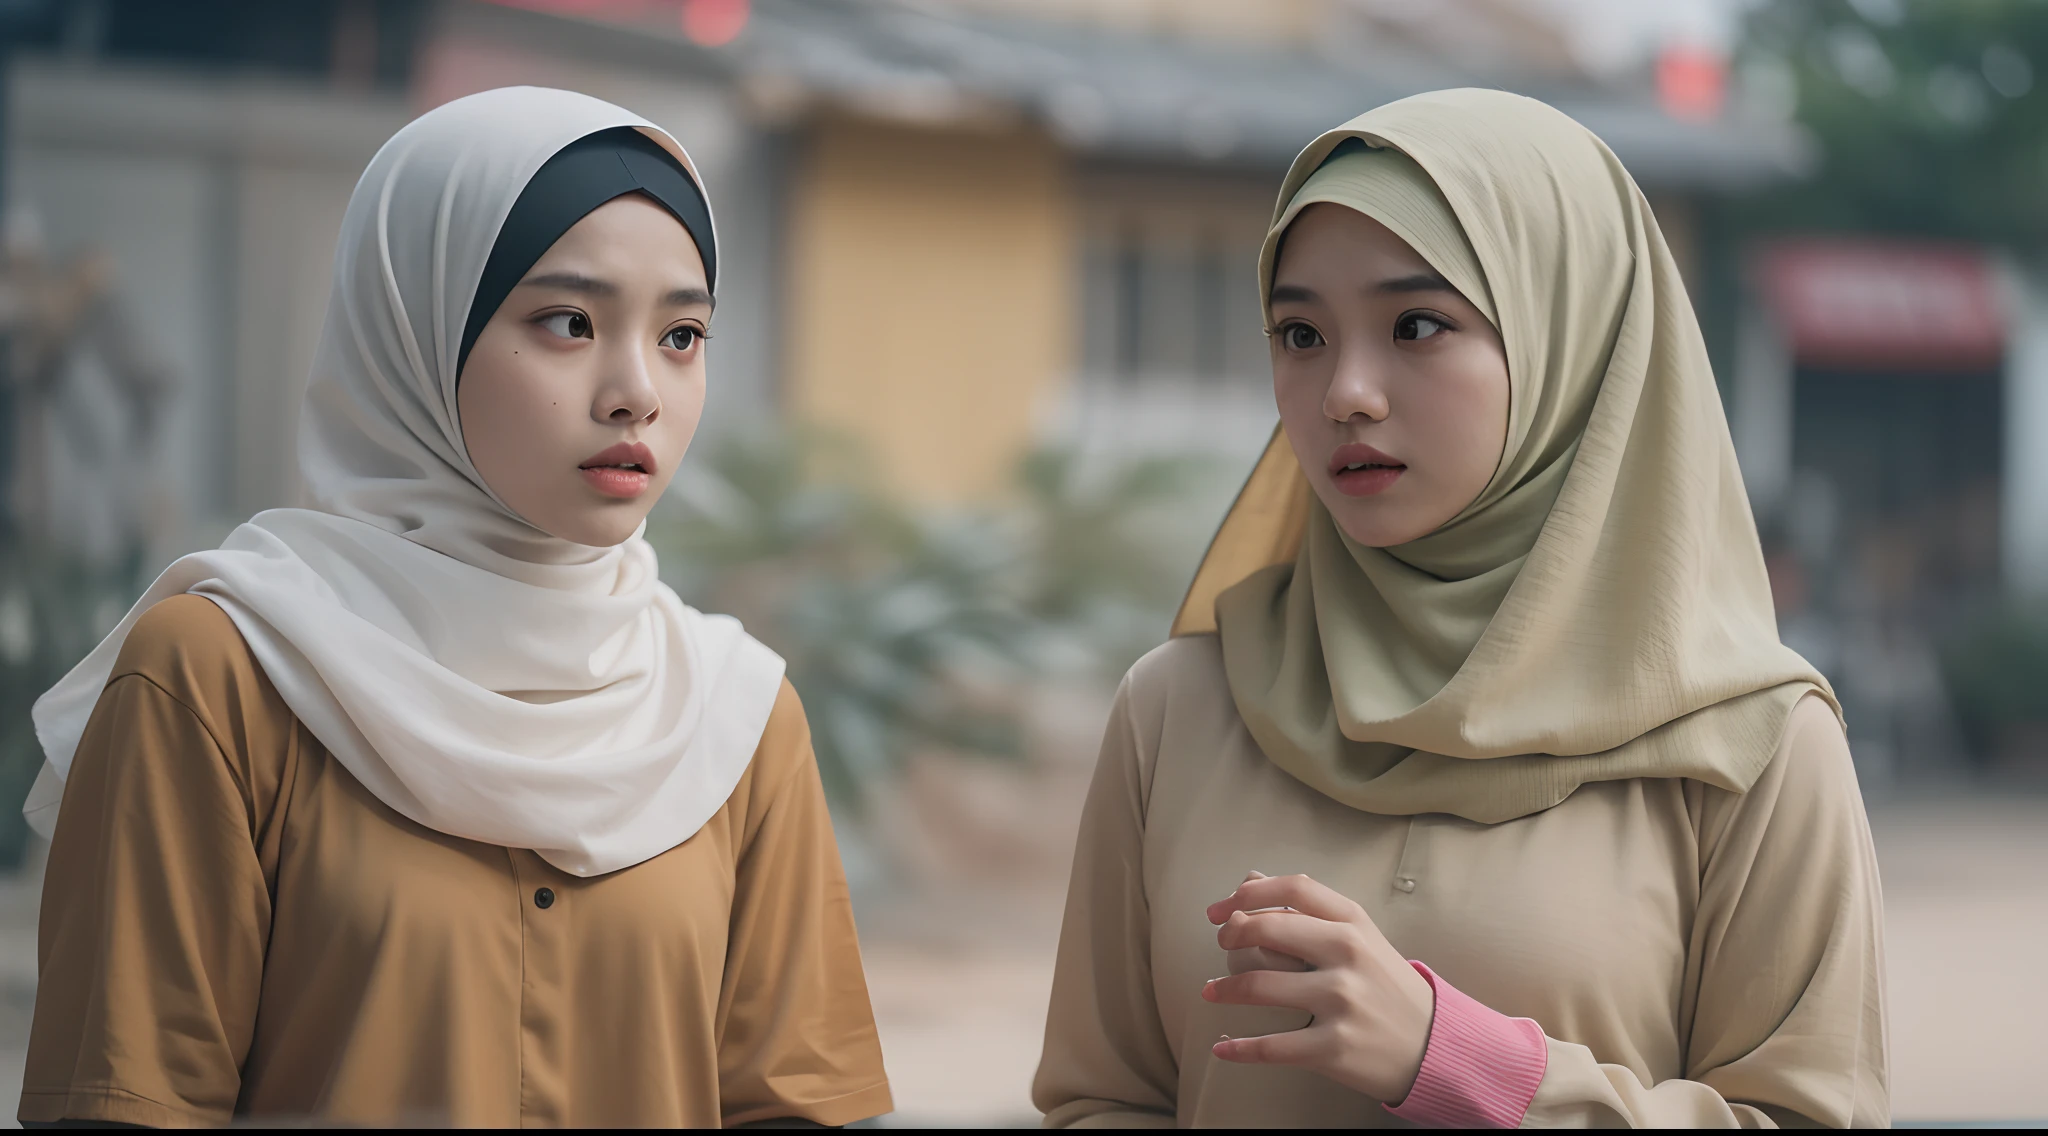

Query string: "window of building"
[[1077, 170, 1272, 388]]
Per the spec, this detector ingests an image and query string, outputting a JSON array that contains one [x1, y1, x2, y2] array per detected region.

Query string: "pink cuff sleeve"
[[1383, 960, 1548, 1129]]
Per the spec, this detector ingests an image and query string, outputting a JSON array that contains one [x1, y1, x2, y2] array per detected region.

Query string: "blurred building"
[[1, 0, 1806, 552], [1, 1, 423, 560], [1733, 236, 2048, 782]]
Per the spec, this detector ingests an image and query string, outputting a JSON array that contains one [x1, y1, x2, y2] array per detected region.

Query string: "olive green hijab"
[[1174, 89, 1835, 824]]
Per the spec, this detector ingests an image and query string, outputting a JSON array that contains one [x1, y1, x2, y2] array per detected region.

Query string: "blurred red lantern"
[[682, 0, 749, 47], [1658, 43, 1726, 122]]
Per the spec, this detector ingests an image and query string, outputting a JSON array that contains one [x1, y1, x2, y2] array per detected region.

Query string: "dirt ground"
[[1864, 793, 2048, 1125], [0, 782, 2038, 1128]]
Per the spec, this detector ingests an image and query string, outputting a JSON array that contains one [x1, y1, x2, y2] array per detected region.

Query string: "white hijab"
[[27, 86, 786, 878]]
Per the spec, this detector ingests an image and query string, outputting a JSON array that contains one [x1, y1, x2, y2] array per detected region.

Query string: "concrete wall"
[[784, 117, 1075, 503], [2001, 256, 2048, 597], [6, 59, 408, 561]]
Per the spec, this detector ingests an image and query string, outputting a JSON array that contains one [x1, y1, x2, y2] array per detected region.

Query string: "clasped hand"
[[1202, 871, 1436, 1105]]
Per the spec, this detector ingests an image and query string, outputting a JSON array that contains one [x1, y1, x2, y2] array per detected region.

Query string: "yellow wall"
[[784, 117, 1075, 502]]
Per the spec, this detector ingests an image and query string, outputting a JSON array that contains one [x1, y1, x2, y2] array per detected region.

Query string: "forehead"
[[530, 194, 706, 281], [1273, 202, 1434, 280]]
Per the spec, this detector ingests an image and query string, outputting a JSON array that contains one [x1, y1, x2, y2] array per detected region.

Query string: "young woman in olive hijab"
[[1035, 89, 1885, 1128]]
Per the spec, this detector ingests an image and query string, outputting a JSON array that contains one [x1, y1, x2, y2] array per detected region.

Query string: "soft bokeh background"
[[0, 0, 2044, 1127]]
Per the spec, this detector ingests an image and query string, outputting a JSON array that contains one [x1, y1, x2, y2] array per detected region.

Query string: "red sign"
[[1656, 45, 1726, 122], [1754, 240, 2006, 372]]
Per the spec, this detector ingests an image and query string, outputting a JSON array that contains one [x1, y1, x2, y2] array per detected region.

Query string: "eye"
[[537, 311, 593, 340], [1394, 312, 1450, 341], [660, 325, 703, 352], [1279, 321, 1324, 351]]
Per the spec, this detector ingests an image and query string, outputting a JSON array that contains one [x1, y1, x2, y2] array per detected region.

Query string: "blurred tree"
[[1733, 0, 2048, 248], [1941, 599, 2048, 764], [1012, 446, 1224, 679], [650, 423, 1036, 810], [649, 423, 1220, 811], [0, 543, 146, 868]]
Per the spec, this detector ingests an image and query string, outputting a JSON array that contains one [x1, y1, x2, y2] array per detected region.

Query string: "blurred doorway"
[[1746, 239, 2012, 782]]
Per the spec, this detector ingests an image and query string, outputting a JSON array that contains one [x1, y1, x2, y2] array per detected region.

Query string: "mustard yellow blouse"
[[23, 594, 892, 1128]]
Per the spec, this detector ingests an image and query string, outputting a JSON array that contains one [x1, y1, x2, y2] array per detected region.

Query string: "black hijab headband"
[[458, 126, 716, 377]]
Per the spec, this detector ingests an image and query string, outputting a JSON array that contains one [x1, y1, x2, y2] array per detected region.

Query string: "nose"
[[595, 342, 661, 425], [1322, 344, 1390, 424]]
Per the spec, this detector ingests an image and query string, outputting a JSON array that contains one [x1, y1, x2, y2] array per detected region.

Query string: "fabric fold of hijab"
[[1174, 88, 1834, 824], [29, 86, 785, 877]]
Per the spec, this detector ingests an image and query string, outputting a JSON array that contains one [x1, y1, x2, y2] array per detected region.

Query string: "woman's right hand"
[[1202, 871, 1437, 1105]]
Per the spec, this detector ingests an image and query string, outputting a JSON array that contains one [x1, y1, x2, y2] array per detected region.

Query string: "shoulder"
[[1099, 634, 1246, 805], [80, 594, 300, 822], [119, 591, 241, 660], [1761, 692, 1858, 801], [111, 594, 274, 713], [1121, 633, 1233, 723], [719, 676, 838, 849], [731, 677, 815, 808], [751, 677, 811, 778], [1697, 690, 1867, 857], [107, 595, 300, 778]]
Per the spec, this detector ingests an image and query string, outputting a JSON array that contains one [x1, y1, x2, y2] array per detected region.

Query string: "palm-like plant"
[[649, 424, 1226, 810], [649, 424, 1036, 808], [1011, 446, 1228, 680]]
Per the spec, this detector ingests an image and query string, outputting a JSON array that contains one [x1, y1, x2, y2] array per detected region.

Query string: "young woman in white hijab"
[[1035, 90, 1886, 1128], [19, 87, 891, 1129]]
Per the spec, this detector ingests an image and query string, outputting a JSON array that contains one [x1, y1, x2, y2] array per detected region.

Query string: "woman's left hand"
[[1202, 872, 1436, 1104]]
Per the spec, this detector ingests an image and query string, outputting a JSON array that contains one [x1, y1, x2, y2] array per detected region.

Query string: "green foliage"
[[0, 535, 147, 868], [1941, 600, 2048, 756], [647, 423, 1022, 808], [1734, 0, 2048, 247], [1011, 446, 1224, 677], [649, 423, 1220, 810]]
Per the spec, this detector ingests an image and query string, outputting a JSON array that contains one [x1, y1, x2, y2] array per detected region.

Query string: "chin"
[[546, 505, 652, 549], [582, 520, 649, 548], [1325, 500, 1436, 549], [580, 528, 643, 549], [1334, 523, 1417, 549]]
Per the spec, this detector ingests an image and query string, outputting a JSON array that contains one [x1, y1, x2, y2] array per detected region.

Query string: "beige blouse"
[[1034, 635, 1888, 1128], [22, 594, 892, 1128]]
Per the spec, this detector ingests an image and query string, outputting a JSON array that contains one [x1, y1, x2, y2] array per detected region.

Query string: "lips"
[[1327, 442, 1406, 498], [580, 441, 658, 477], [578, 441, 657, 500]]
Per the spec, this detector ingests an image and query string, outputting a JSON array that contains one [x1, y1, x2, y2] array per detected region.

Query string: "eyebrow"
[[1270, 272, 1458, 305], [519, 271, 615, 297], [517, 271, 714, 309], [1375, 271, 1457, 295]]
